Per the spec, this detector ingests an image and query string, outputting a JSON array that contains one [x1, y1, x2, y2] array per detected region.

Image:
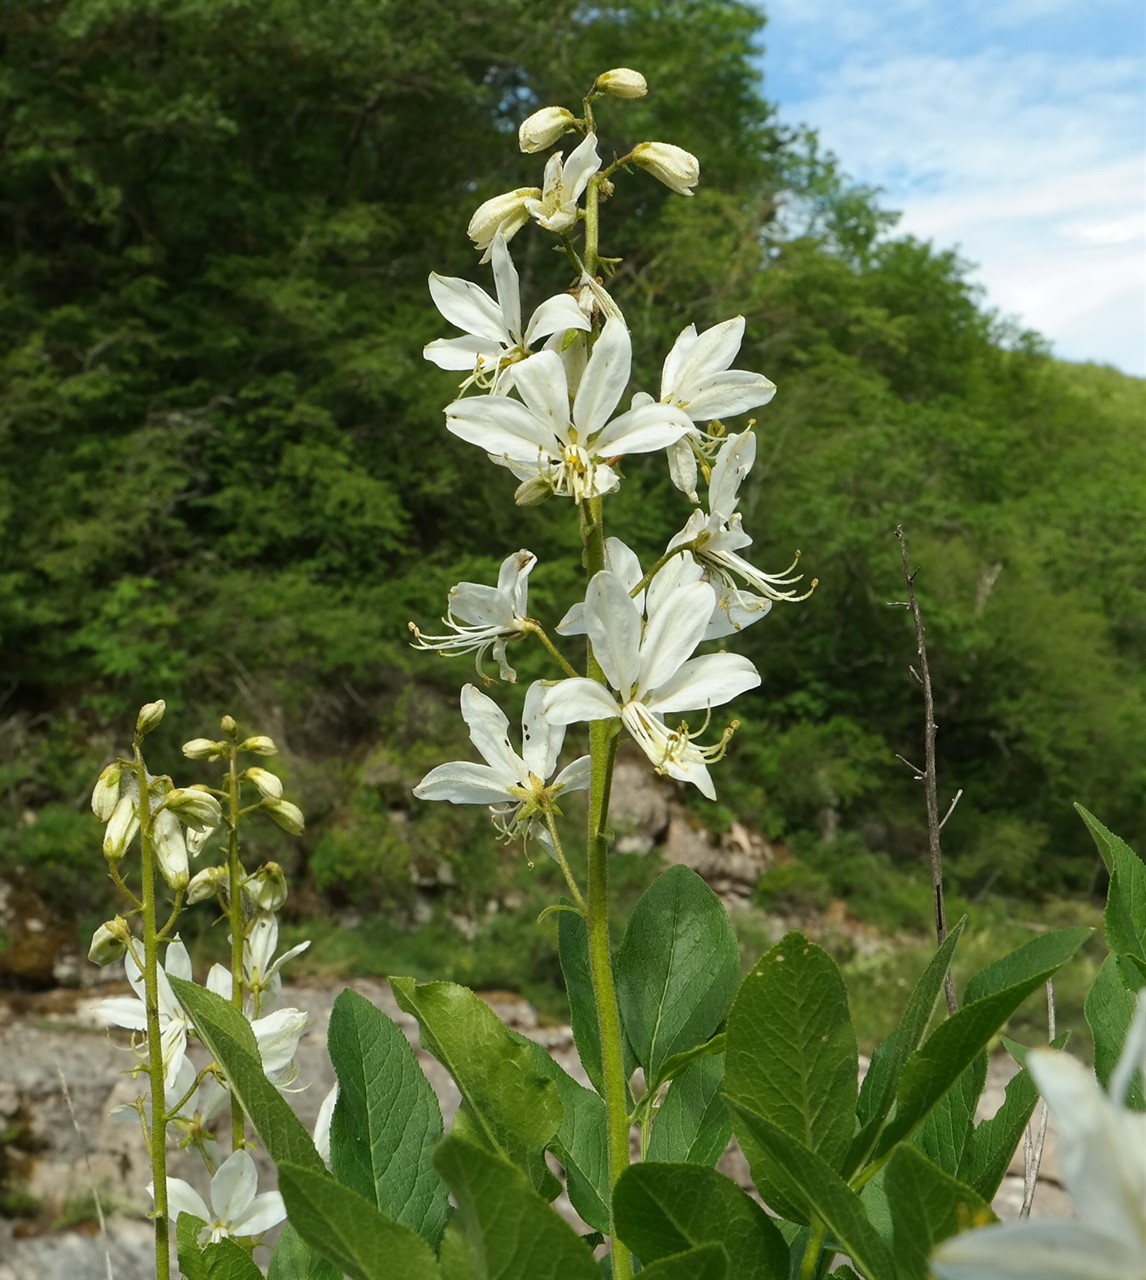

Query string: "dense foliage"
[[2, 0, 1143, 937]]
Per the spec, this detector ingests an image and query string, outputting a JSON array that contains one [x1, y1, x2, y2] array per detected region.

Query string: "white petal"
[[552, 755, 592, 793], [163, 1177, 210, 1226], [490, 232, 522, 339], [637, 581, 714, 694], [932, 1219, 1143, 1280], [681, 370, 776, 421], [450, 582, 514, 628], [461, 683, 526, 777], [521, 681, 563, 780], [573, 317, 631, 437], [253, 1007, 309, 1075], [98, 996, 148, 1031], [543, 679, 620, 725], [708, 431, 756, 517], [428, 273, 506, 345], [511, 350, 573, 442], [523, 294, 592, 347], [647, 652, 761, 715], [675, 316, 744, 387], [210, 1149, 258, 1222], [592, 402, 693, 456], [562, 131, 601, 201], [495, 549, 536, 614], [661, 323, 698, 399], [414, 761, 515, 804], [314, 1083, 339, 1166], [232, 1190, 286, 1238], [446, 395, 556, 459], [584, 571, 642, 695], [206, 964, 232, 1000], [424, 335, 495, 371]]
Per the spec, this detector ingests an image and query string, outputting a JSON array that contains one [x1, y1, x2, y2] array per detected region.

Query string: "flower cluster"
[[411, 68, 813, 848]]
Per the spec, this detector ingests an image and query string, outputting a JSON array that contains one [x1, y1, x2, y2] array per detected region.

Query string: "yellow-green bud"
[[186, 865, 228, 904], [244, 767, 284, 801], [239, 735, 278, 756], [514, 476, 554, 506], [595, 67, 648, 99], [164, 787, 223, 832], [103, 794, 139, 861], [153, 809, 189, 890], [135, 700, 166, 736], [467, 188, 538, 255], [182, 738, 225, 760], [220, 714, 238, 735], [91, 763, 122, 821], [245, 862, 288, 913], [264, 799, 305, 836], [89, 917, 130, 966], [631, 141, 699, 196], [518, 106, 576, 154]]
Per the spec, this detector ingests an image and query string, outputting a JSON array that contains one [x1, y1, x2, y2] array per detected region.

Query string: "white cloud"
[[763, 2, 1146, 374]]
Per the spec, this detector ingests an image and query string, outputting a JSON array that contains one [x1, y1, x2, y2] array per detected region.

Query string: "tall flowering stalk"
[[411, 67, 812, 1277]]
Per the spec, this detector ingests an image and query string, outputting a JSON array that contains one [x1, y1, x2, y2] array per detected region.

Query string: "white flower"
[[932, 991, 1146, 1280], [661, 317, 776, 423], [444, 316, 693, 502], [524, 132, 601, 234], [468, 188, 539, 261], [102, 791, 140, 861], [543, 570, 760, 798], [409, 549, 537, 682], [206, 912, 310, 1018], [631, 141, 699, 196], [157, 1149, 285, 1244], [414, 682, 591, 852], [153, 808, 190, 890], [425, 234, 589, 394], [519, 106, 576, 153], [98, 937, 197, 1089], [668, 431, 812, 620]]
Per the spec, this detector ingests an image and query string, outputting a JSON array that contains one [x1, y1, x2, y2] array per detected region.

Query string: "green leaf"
[[873, 928, 1089, 1157], [616, 866, 740, 1083], [327, 988, 449, 1246], [268, 1223, 341, 1280], [390, 978, 562, 1185], [277, 1163, 440, 1280], [1075, 802, 1137, 874], [885, 1145, 995, 1280], [726, 1098, 896, 1280], [910, 1051, 987, 1175], [647, 1054, 731, 1167], [517, 1036, 610, 1234], [725, 933, 857, 1183], [169, 976, 322, 1171], [613, 1162, 789, 1280], [558, 909, 606, 1096], [433, 1136, 598, 1280], [176, 1214, 209, 1280], [647, 1033, 725, 1093], [849, 919, 965, 1172], [633, 1243, 729, 1279], [1086, 953, 1146, 1107], [200, 1240, 266, 1280]]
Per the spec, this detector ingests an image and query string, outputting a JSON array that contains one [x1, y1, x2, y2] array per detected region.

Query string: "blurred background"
[[1, 0, 1143, 1027]]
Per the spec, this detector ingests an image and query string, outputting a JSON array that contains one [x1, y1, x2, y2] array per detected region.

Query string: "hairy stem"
[[225, 747, 247, 1151]]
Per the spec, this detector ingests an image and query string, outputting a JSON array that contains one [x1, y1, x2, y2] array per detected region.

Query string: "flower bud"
[[245, 862, 288, 914], [103, 794, 140, 862], [518, 106, 575, 154], [182, 738, 225, 760], [595, 68, 647, 99], [467, 188, 538, 256], [264, 799, 305, 836], [89, 917, 130, 966], [164, 787, 223, 832], [239, 735, 278, 756], [153, 808, 189, 890], [243, 767, 284, 801], [514, 476, 554, 506], [135, 700, 166, 736], [631, 141, 700, 196], [187, 865, 228, 904], [220, 714, 237, 736], [91, 763, 122, 821]]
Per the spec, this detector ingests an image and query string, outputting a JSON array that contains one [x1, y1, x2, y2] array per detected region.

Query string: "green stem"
[[527, 622, 580, 678], [799, 1222, 828, 1280], [225, 748, 246, 1153], [579, 495, 632, 1280], [543, 815, 587, 915], [135, 750, 170, 1280]]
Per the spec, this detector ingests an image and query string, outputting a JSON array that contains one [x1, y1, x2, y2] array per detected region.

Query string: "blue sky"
[[757, 0, 1146, 375]]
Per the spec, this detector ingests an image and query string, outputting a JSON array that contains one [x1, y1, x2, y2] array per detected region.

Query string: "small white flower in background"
[[631, 141, 700, 196], [594, 67, 647, 99], [425, 234, 589, 394], [518, 106, 576, 153], [409, 549, 538, 683], [206, 912, 310, 1018], [414, 682, 591, 853], [205, 961, 310, 1089], [668, 429, 812, 618], [91, 762, 123, 821], [263, 797, 305, 835], [524, 131, 601, 234], [932, 990, 1146, 1280], [102, 790, 140, 862], [543, 570, 761, 798], [445, 316, 693, 502], [239, 734, 278, 755], [468, 188, 539, 261], [182, 738, 226, 761], [244, 767, 283, 800], [157, 1149, 285, 1244], [314, 1082, 339, 1167], [99, 937, 197, 1089]]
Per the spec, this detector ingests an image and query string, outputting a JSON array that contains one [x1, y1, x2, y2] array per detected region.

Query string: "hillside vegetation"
[[2, 0, 1143, 947]]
